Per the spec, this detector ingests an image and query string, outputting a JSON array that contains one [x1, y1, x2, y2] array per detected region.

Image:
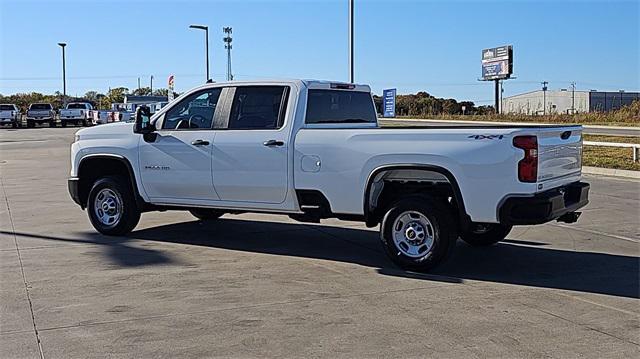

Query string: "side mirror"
[[134, 106, 154, 134]]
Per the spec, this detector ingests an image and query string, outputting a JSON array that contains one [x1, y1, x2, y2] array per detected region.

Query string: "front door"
[[138, 87, 222, 202], [212, 86, 290, 204]]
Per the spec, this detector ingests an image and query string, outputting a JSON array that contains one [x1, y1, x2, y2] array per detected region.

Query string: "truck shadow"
[[3, 217, 638, 299], [127, 218, 638, 299]]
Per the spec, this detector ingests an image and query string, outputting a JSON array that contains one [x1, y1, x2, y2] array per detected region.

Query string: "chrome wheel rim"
[[94, 188, 122, 227], [392, 211, 435, 258]]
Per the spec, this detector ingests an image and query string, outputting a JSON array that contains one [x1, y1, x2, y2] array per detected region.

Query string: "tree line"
[[1, 88, 489, 115], [373, 91, 494, 116], [0, 87, 176, 111]]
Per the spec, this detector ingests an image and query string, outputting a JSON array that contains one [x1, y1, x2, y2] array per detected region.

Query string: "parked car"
[[26, 103, 56, 128], [68, 80, 589, 272], [0, 104, 22, 128], [59, 102, 93, 127]]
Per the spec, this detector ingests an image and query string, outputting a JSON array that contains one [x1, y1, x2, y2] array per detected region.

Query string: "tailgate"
[[537, 126, 582, 182]]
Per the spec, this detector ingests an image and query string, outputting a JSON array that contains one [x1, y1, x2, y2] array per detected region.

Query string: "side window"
[[228, 86, 287, 130], [162, 88, 221, 130]]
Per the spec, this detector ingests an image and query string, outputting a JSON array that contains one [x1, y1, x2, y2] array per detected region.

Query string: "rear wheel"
[[27, 120, 34, 128], [460, 223, 512, 246], [380, 195, 457, 272], [11, 122, 17, 128], [189, 209, 225, 221], [87, 176, 140, 236], [61, 121, 66, 127]]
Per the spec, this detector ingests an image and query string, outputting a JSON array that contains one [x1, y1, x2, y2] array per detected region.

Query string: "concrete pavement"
[[1, 127, 639, 358]]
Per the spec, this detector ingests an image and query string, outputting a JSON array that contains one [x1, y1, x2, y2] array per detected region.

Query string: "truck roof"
[[188, 79, 371, 93]]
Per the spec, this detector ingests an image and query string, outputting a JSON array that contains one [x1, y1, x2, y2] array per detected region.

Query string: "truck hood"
[[76, 121, 134, 140]]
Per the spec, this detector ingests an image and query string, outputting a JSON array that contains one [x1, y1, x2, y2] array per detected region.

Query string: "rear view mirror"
[[134, 106, 154, 134]]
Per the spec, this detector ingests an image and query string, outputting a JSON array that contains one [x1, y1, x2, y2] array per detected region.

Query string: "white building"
[[503, 90, 638, 115]]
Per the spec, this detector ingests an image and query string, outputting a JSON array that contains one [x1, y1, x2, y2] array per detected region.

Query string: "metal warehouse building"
[[503, 90, 639, 115]]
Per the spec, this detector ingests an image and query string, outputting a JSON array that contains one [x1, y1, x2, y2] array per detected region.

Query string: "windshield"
[[305, 89, 377, 124], [30, 104, 52, 110]]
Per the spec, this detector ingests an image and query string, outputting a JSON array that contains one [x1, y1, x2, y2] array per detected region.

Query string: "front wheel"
[[380, 196, 457, 272], [87, 176, 140, 236], [459, 223, 512, 246], [189, 208, 224, 220]]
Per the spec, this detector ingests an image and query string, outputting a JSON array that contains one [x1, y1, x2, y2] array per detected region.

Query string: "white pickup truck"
[[68, 80, 589, 271], [59, 102, 94, 127], [0, 104, 22, 128]]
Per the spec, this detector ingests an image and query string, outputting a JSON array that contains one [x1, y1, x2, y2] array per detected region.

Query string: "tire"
[[27, 120, 34, 128], [459, 223, 512, 246], [87, 176, 141, 236], [61, 121, 66, 127], [189, 208, 224, 220], [11, 122, 17, 128], [380, 195, 457, 272]]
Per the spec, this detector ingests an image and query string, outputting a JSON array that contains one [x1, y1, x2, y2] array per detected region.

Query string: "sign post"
[[382, 88, 396, 118]]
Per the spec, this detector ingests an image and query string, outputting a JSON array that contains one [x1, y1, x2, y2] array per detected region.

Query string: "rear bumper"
[[68, 177, 82, 207], [499, 181, 590, 225]]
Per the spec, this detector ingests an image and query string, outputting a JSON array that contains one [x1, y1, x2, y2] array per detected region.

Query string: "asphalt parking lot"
[[1, 127, 639, 358]]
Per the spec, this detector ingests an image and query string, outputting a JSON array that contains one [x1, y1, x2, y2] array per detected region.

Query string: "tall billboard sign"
[[481, 45, 513, 80], [382, 88, 396, 118], [168, 75, 175, 102]]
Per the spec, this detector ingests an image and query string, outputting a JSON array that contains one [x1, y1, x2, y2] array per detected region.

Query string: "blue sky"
[[1, 0, 638, 105]]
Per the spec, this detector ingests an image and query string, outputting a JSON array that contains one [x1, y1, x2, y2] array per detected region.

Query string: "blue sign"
[[383, 88, 396, 118]]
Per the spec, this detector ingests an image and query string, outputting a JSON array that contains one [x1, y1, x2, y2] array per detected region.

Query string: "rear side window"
[[30, 104, 52, 110], [228, 86, 287, 130], [0, 105, 14, 110], [305, 90, 376, 124]]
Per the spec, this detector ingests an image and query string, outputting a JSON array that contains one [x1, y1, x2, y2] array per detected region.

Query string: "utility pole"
[[541, 81, 548, 115], [348, 0, 354, 83], [223, 27, 233, 81], [494, 79, 499, 114], [57, 43, 67, 104], [150, 75, 154, 95], [500, 80, 504, 114], [570, 82, 576, 114], [138, 77, 141, 92], [190, 24, 210, 82]]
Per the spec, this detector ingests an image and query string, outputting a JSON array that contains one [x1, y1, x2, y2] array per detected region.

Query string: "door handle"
[[263, 140, 284, 147], [191, 139, 210, 146]]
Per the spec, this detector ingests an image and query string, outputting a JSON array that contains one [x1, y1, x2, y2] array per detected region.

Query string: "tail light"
[[513, 135, 538, 183]]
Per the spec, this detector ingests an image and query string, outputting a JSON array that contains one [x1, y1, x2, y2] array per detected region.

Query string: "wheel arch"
[[363, 164, 471, 228], [76, 154, 145, 210]]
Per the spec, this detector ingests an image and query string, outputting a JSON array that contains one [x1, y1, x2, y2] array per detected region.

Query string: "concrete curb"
[[583, 166, 640, 179]]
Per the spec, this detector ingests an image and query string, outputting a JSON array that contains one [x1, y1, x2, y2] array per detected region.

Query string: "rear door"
[[212, 85, 290, 204]]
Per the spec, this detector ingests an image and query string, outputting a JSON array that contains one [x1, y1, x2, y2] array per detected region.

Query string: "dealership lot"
[[1, 127, 638, 358]]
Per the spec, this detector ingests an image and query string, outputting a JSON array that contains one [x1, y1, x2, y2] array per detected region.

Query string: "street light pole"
[[348, 0, 354, 83], [190, 24, 210, 82], [541, 81, 548, 115], [58, 43, 67, 103]]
